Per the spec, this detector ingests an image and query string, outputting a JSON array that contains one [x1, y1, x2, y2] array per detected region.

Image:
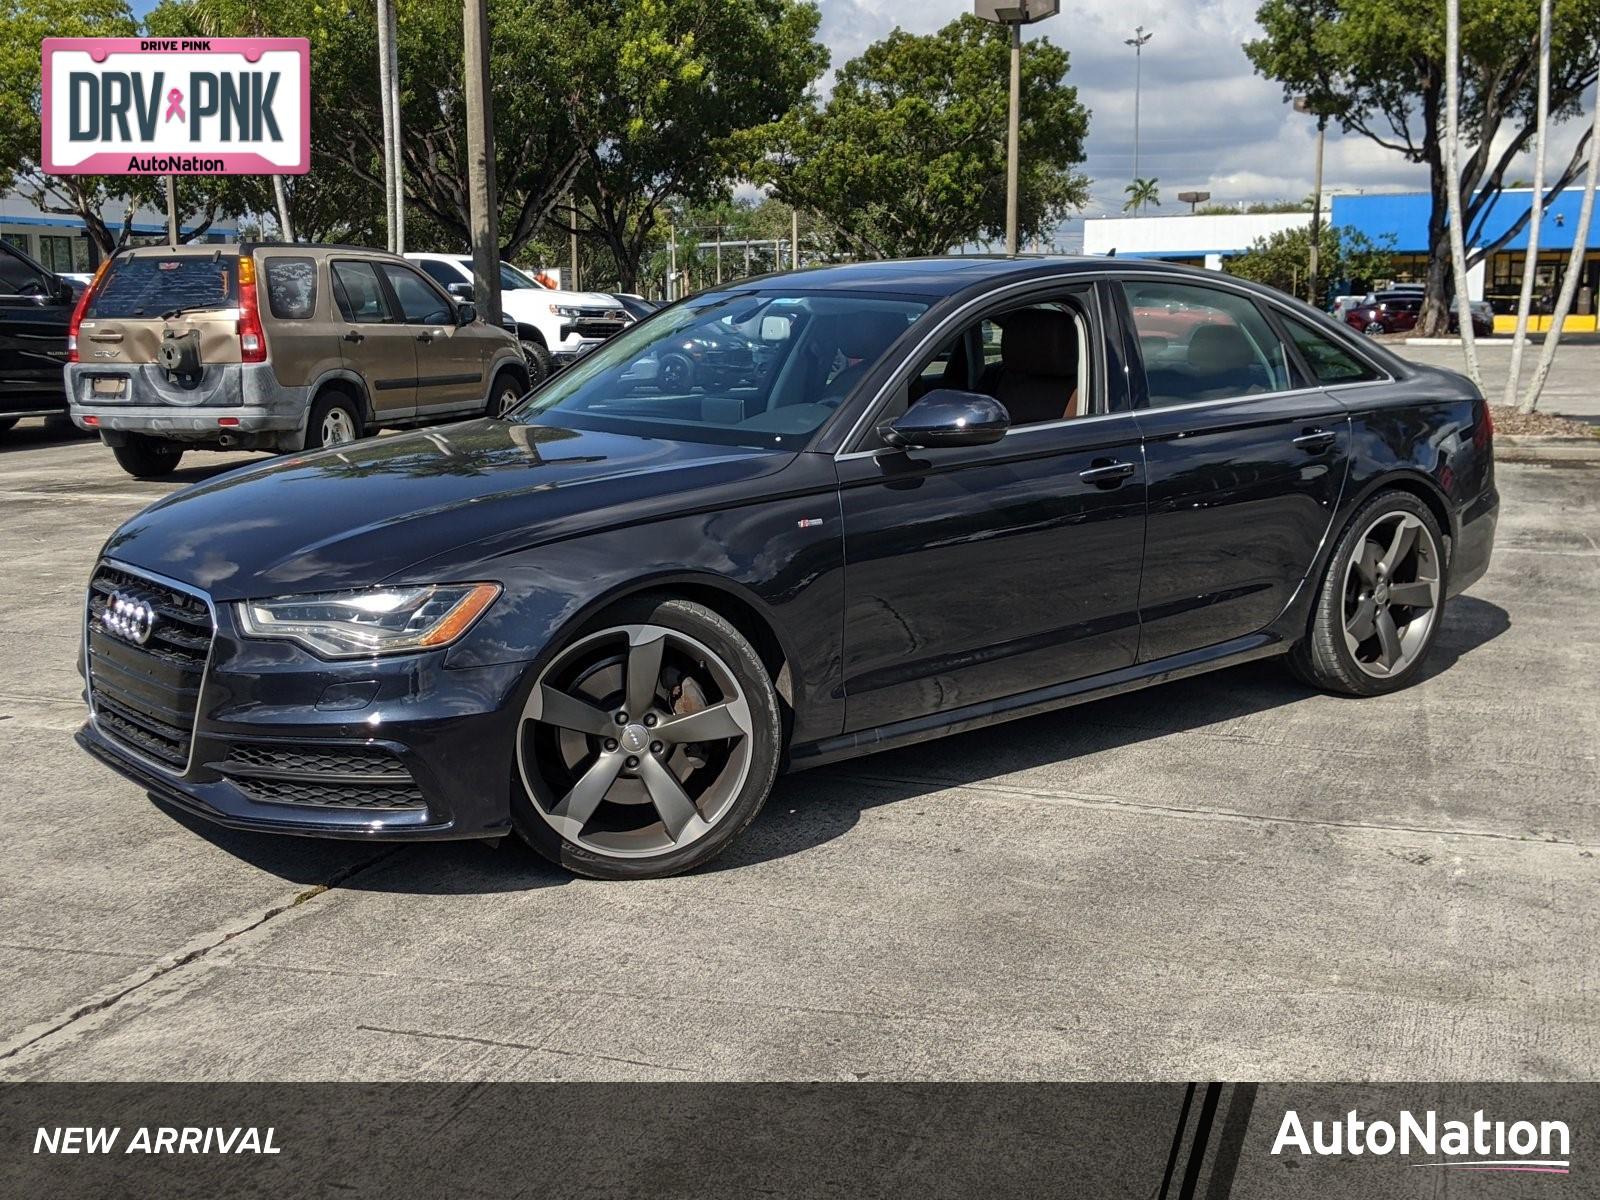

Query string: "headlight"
[[549, 304, 580, 317], [236, 583, 501, 659]]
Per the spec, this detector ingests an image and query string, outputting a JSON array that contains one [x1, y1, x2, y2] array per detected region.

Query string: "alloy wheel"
[[321, 408, 357, 446], [517, 623, 754, 858], [1341, 511, 1440, 678], [495, 384, 521, 417]]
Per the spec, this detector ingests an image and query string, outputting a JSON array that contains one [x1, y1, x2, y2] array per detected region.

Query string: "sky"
[[815, 0, 1595, 240]]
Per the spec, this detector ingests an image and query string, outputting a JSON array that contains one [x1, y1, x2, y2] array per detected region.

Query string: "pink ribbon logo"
[[164, 88, 185, 123]]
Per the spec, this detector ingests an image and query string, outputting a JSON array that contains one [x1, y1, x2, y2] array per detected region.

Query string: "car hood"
[[103, 420, 794, 602]]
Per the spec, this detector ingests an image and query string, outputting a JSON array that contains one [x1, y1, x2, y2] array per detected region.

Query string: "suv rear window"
[[265, 257, 317, 319], [87, 255, 238, 319]]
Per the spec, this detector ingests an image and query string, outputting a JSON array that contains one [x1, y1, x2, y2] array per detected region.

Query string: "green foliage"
[[1246, 0, 1600, 330], [742, 13, 1090, 258], [1123, 177, 1160, 214], [1226, 223, 1395, 298]]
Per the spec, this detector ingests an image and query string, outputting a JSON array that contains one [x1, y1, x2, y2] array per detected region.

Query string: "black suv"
[[0, 240, 79, 433]]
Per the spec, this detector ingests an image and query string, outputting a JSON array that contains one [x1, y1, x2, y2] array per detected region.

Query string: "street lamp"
[[975, 1, 1060, 256], [1177, 190, 1211, 214], [1125, 25, 1153, 185], [1294, 95, 1329, 307]]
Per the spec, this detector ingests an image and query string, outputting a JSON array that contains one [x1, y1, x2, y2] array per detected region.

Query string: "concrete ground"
[[1397, 336, 1600, 421], [0, 421, 1596, 1082]]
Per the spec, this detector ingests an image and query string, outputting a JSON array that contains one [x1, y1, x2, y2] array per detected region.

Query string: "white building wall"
[[1082, 212, 1314, 260]]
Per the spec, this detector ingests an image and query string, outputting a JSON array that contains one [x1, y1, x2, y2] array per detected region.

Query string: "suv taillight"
[[66, 259, 110, 364], [238, 254, 267, 363]]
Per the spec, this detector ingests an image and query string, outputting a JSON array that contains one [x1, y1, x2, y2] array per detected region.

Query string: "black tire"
[[659, 351, 695, 391], [111, 435, 184, 479], [1289, 489, 1448, 696], [305, 390, 364, 449], [486, 366, 529, 418], [511, 594, 783, 880], [520, 339, 553, 387]]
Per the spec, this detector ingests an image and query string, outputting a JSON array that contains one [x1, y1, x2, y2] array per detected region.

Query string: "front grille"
[[565, 312, 627, 340], [86, 563, 214, 772], [215, 742, 426, 811]]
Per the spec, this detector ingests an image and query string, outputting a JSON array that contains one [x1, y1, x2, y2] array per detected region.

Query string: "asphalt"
[[1397, 338, 1600, 422], [0, 420, 1596, 1082]]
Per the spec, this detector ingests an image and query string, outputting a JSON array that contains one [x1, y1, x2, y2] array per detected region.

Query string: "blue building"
[[1333, 188, 1600, 328]]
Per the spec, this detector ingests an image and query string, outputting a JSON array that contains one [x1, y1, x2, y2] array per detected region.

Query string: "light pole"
[[976, 2, 1059, 256], [1295, 96, 1327, 307], [1125, 25, 1153, 186]]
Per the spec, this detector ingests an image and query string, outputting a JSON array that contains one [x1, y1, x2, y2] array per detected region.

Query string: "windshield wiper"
[[159, 302, 230, 320]]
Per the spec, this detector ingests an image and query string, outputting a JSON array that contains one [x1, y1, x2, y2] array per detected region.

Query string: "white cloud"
[[814, 0, 1596, 234]]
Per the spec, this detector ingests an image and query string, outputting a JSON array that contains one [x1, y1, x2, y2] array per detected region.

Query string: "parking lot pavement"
[[1, 426, 1596, 1082], [1396, 338, 1600, 421]]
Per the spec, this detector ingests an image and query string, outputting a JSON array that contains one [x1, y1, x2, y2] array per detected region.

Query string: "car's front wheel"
[[511, 595, 782, 879], [1291, 490, 1447, 696]]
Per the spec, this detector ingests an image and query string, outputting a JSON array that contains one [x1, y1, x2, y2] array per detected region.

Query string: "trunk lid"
[[79, 247, 244, 367]]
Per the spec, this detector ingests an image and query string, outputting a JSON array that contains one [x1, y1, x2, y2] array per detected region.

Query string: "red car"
[[1347, 291, 1493, 338]]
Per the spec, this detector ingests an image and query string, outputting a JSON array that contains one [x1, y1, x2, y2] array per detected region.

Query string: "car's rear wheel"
[[111, 434, 184, 479], [659, 351, 695, 391], [511, 595, 782, 880], [1364, 320, 1386, 336], [1290, 490, 1446, 696], [486, 367, 528, 418], [306, 391, 362, 449]]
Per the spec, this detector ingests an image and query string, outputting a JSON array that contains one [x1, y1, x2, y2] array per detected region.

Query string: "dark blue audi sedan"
[[77, 257, 1498, 878]]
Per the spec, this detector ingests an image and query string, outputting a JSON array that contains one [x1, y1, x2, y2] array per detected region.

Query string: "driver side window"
[[866, 290, 1095, 449]]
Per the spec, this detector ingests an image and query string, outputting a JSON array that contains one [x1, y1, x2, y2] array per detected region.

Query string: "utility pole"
[[387, 0, 403, 253], [791, 207, 800, 269], [977, 3, 1057, 256], [1125, 25, 1153, 185], [464, 0, 499, 324], [668, 225, 678, 301], [568, 190, 580, 291]]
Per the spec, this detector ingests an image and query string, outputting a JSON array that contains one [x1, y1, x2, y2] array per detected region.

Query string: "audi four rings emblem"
[[102, 593, 156, 645]]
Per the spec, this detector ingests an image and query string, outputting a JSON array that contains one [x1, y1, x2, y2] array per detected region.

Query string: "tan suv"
[[66, 243, 528, 477]]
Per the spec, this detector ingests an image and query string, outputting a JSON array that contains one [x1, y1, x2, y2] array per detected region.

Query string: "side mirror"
[[880, 389, 1010, 450], [455, 302, 478, 325], [447, 281, 475, 300]]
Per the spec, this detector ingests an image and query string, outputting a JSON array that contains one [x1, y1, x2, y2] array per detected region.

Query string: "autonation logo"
[[1272, 1109, 1572, 1175]]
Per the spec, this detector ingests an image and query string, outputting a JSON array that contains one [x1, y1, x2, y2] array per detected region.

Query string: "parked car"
[[65, 243, 527, 478], [1347, 287, 1493, 339], [75, 257, 1497, 879], [0, 239, 80, 434], [615, 293, 661, 321], [407, 253, 628, 383]]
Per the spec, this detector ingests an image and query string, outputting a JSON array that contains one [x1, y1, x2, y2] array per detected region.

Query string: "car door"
[[0, 243, 74, 416], [1117, 276, 1351, 662], [836, 281, 1147, 732], [379, 262, 486, 416], [330, 259, 416, 421]]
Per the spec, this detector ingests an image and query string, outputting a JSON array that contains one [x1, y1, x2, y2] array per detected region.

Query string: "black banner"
[[2, 1083, 1592, 1197]]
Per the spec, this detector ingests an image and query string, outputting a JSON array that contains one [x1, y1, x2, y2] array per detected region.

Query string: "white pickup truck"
[[406, 253, 630, 383]]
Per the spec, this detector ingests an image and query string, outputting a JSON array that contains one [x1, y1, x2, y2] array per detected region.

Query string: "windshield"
[[88, 254, 238, 319], [511, 290, 928, 449], [458, 258, 540, 291]]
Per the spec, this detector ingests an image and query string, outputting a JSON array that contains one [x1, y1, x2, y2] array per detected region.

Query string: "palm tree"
[[1443, 0, 1481, 387], [1123, 178, 1161, 215], [1505, 0, 1552, 408]]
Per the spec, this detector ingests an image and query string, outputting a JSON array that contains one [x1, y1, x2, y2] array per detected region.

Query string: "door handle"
[[1293, 428, 1337, 453], [342, 330, 365, 344], [1078, 460, 1136, 486], [87, 331, 123, 342], [415, 332, 433, 344]]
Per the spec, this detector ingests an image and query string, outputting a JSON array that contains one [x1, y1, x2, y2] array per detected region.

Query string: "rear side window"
[[1279, 315, 1380, 385], [87, 255, 237, 318], [264, 257, 317, 320], [1124, 280, 1294, 407], [331, 261, 393, 324]]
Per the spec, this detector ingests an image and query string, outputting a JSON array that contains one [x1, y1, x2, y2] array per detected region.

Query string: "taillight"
[[66, 259, 110, 364], [237, 254, 266, 363]]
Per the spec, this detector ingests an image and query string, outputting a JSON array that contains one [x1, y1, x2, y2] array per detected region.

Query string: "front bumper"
[[80, 597, 531, 841]]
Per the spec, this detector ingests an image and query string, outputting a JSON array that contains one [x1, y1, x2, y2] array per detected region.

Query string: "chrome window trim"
[[84, 557, 218, 779], [833, 266, 1396, 460]]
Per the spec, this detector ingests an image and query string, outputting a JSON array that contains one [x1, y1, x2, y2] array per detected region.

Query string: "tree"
[[1123, 177, 1160, 214], [0, 0, 228, 254], [557, 0, 828, 291], [743, 13, 1089, 259], [1226, 224, 1395, 299], [1246, 0, 1600, 336]]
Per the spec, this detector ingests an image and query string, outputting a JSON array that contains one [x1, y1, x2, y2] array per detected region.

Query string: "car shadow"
[[152, 596, 1510, 891]]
